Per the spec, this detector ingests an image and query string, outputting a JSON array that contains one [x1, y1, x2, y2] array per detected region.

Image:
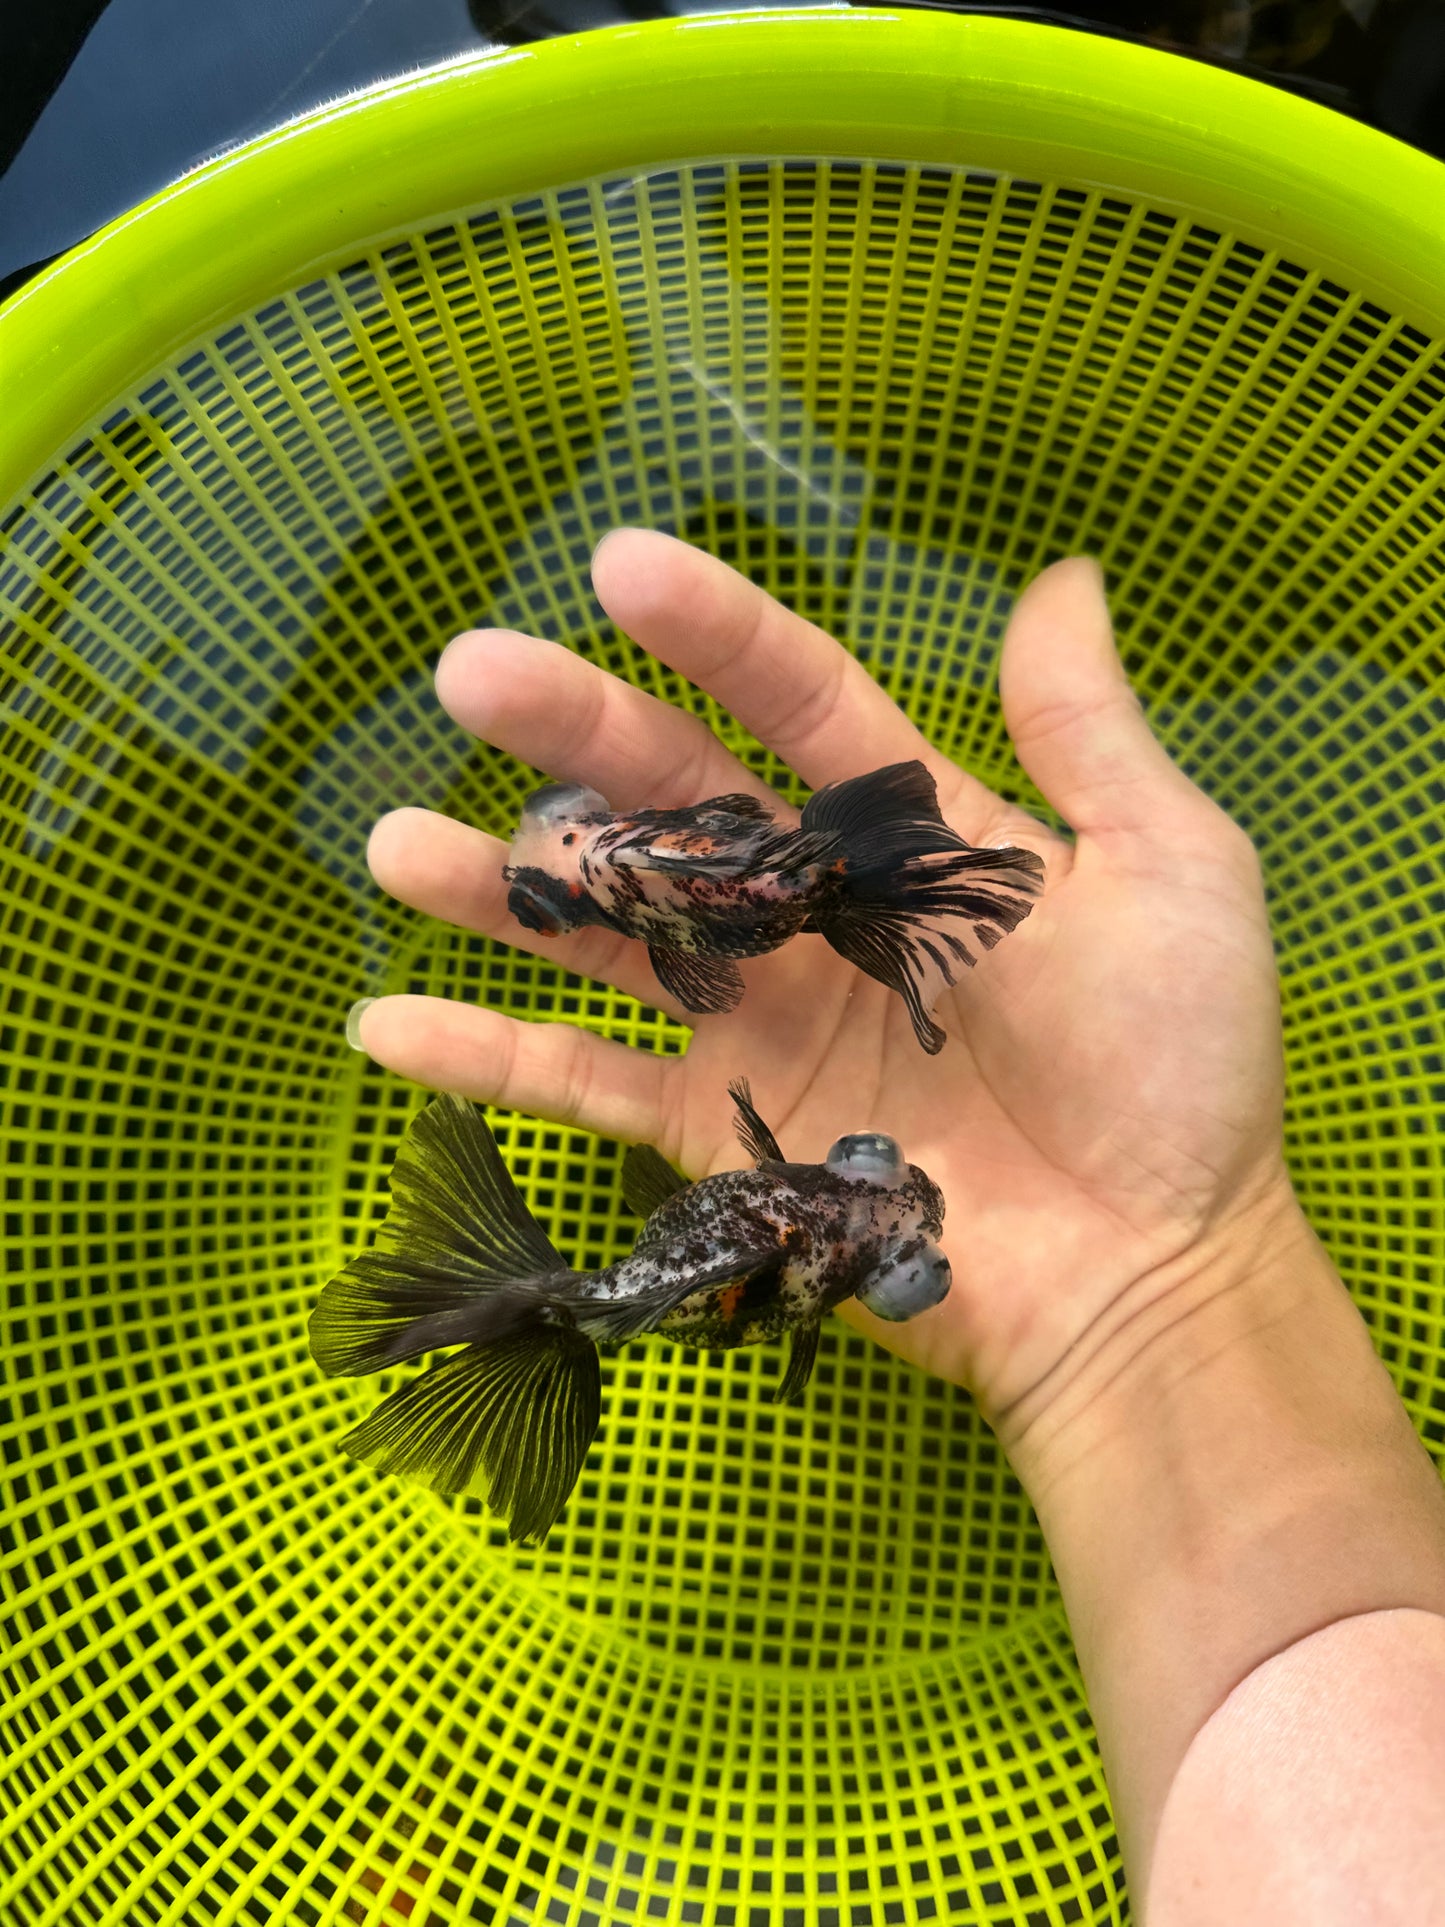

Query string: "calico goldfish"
[[503, 759, 1042, 1052], [309, 1080, 949, 1543]]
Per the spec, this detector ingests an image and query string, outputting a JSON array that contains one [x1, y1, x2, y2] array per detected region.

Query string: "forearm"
[[1003, 1182, 1445, 1897], [1147, 1607, 1445, 1922]]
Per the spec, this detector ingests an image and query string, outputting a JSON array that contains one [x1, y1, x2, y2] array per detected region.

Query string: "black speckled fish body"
[[502, 762, 1043, 1050], [600, 1155, 944, 1353], [308, 1081, 949, 1545], [505, 792, 835, 988]]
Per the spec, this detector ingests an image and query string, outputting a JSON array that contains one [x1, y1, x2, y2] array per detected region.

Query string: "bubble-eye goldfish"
[[309, 1081, 950, 1543], [503, 760, 1043, 1053]]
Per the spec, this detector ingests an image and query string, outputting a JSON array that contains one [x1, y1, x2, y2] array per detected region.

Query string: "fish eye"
[[562, 833, 576, 847], [825, 1132, 904, 1182], [857, 1242, 952, 1323], [521, 781, 609, 828]]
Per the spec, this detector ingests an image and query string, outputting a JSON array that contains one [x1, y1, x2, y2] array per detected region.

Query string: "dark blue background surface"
[[0, 0, 487, 288], [1, 1, 1441, 298]]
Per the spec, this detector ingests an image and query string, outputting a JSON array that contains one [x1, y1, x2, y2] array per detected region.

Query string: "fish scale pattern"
[[1, 140, 1443, 1927]]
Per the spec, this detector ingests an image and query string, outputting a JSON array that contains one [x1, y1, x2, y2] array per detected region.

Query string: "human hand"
[[354, 528, 1298, 1474]]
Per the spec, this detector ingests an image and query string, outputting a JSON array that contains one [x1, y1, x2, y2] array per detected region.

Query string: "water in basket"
[[1, 16, 1443, 1925]]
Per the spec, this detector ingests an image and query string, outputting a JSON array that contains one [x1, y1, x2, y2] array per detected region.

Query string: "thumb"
[[999, 556, 1208, 847]]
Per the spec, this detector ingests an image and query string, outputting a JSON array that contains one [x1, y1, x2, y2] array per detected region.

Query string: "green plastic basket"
[[2, 12, 1443, 1924]]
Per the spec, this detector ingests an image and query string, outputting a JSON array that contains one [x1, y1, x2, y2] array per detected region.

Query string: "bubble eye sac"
[[857, 1241, 951, 1322], [520, 782, 609, 828], [825, 1133, 905, 1182]]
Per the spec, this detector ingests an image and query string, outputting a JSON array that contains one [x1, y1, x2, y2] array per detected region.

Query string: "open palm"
[[355, 530, 1289, 1453]]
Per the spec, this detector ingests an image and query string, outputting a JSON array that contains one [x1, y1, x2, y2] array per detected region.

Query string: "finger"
[[366, 807, 689, 1019], [590, 528, 1022, 840], [351, 994, 673, 1147], [999, 557, 1225, 851], [434, 627, 777, 811]]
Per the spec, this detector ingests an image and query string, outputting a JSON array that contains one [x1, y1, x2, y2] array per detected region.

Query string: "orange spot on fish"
[[718, 1282, 746, 1322]]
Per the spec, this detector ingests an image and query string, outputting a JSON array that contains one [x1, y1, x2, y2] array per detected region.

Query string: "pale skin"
[[354, 528, 1445, 1914]]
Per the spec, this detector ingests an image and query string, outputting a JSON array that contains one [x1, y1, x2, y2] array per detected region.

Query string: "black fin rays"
[[377, 1091, 562, 1284], [800, 760, 1045, 1053], [308, 1093, 568, 1378], [772, 1319, 822, 1405], [314, 1093, 598, 1543], [816, 854, 1043, 1053], [800, 759, 947, 846], [647, 943, 745, 1015], [621, 1143, 691, 1218], [341, 1324, 602, 1546], [309, 1255, 547, 1378], [728, 1077, 785, 1164], [698, 792, 774, 821]]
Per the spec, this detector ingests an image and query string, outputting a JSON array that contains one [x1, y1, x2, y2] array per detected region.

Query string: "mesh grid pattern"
[[2, 155, 1443, 1925]]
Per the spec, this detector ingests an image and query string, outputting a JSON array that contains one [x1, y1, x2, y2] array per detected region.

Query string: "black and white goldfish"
[[503, 759, 1043, 1053], [308, 1080, 950, 1543]]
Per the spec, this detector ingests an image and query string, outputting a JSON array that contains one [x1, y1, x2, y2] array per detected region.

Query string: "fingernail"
[[590, 528, 621, 575], [346, 998, 376, 1053]]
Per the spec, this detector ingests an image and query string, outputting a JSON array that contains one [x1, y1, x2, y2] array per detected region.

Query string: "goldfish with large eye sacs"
[[502, 759, 1043, 1053], [309, 1080, 950, 1544]]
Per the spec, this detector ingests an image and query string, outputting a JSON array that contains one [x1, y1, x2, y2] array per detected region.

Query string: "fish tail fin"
[[801, 761, 1044, 1053], [340, 1324, 602, 1545], [308, 1091, 574, 1377]]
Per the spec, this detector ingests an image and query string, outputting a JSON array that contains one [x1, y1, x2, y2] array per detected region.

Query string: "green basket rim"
[[2, 8, 1443, 505]]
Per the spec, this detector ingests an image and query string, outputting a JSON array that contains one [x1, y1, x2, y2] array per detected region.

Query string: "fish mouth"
[[907, 1170, 946, 1240], [506, 874, 569, 937], [505, 865, 598, 938]]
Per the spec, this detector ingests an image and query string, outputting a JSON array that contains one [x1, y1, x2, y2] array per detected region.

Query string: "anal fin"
[[648, 943, 744, 1015]]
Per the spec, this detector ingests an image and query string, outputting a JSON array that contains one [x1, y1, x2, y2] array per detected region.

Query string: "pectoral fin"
[[613, 795, 776, 876], [647, 943, 744, 1015], [773, 1319, 822, 1405], [581, 1247, 782, 1343]]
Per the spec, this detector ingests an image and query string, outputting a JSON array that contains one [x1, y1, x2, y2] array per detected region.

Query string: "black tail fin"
[[309, 1093, 601, 1542], [309, 1091, 570, 1376], [341, 1325, 601, 1545], [801, 761, 1044, 1053]]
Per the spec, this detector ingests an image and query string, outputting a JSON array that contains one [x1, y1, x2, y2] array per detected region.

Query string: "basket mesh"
[[2, 156, 1443, 1927]]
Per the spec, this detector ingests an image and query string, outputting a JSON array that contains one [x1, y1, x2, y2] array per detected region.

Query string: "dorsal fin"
[[727, 1078, 785, 1164]]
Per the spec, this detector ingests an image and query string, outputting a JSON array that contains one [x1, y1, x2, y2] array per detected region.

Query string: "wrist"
[[997, 1171, 1337, 1499]]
